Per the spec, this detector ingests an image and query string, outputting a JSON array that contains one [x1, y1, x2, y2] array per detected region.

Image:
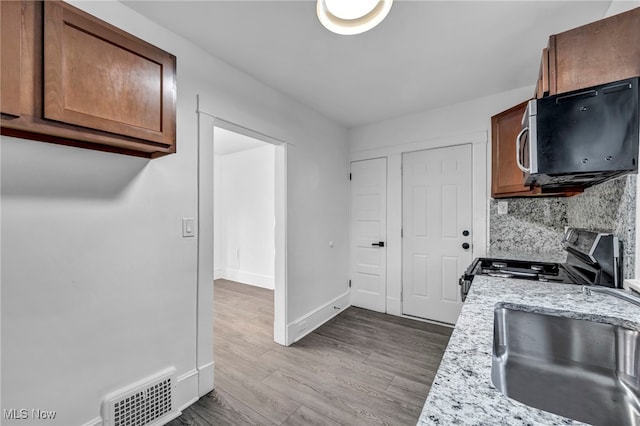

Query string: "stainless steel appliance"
[[459, 228, 621, 301], [517, 77, 639, 190]]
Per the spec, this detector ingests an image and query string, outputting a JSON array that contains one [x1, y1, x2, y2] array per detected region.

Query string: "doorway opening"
[[213, 127, 276, 290], [210, 119, 287, 347], [196, 105, 289, 397]]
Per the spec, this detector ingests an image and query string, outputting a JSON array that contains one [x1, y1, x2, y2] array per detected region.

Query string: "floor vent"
[[102, 368, 176, 426]]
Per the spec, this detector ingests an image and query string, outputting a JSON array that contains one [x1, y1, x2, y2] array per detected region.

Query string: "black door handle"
[[462, 242, 470, 250], [371, 241, 385, 247]]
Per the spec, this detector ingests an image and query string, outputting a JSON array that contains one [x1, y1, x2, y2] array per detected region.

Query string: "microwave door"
[[528, 110, 538, 174], [517, 100, 538, 183]]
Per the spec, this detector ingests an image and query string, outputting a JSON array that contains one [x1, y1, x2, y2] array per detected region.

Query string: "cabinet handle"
[[515, 127, 530, 173], [371, 241, 385, 247]]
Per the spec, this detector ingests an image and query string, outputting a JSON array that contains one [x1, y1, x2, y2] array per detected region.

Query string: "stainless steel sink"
[[491, 305, 640, 426]]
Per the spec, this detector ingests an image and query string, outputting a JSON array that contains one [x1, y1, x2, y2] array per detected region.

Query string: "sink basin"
[[491, 305, 640, 426]]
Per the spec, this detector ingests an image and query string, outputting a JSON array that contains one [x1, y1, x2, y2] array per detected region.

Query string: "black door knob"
[[462, 242, 470, 250], [462, 230, 470, 237], [371, 241, 385, 247]]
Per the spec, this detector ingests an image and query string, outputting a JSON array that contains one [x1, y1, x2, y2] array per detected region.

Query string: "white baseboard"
[[197, 361, 215, 397], [213, 268, 224, 280], [174, 368, 199, 415], [287, 291, 350, 345], [386, 297, 401, 316], [219, 268, 274, 289]]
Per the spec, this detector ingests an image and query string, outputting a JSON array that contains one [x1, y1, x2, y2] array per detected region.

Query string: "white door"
[[350, 158, 387, 313], [402, 145, 473, 324]]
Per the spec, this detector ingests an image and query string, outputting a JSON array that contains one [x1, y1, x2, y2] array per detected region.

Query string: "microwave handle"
[[515, 127, 530, 173]]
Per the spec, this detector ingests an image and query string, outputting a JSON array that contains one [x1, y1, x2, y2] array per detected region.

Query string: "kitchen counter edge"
[[418, 275, 640, 426]]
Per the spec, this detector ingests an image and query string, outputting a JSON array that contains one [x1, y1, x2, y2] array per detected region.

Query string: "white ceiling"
[[123, 0, 612, 128], [213, 127, 268, 155]]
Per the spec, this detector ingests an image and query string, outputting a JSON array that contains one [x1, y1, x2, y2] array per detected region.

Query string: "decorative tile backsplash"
[[489, 175, 636, 278], [566, 175, 636, 279], [490, 197, 567, 254]]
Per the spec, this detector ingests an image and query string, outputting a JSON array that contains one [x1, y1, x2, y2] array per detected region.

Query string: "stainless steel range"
[[459, 228, 622, 301]]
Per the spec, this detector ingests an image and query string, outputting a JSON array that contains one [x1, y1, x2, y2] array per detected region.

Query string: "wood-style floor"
[[167, 279, 452, 426]]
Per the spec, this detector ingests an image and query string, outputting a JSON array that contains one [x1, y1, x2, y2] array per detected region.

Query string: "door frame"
[[196, 96, 289, 396], [348, 132, 488, 317]]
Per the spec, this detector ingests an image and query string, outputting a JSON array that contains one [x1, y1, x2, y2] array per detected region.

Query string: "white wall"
[[214, 153, 223, 280], [0, 1, 349, 425], [605, 0, 639, 17], [214, 145, 276, 289], [348, 86, 535, 316]]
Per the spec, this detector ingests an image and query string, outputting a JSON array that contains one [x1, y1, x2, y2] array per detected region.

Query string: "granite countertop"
[[418, 276, 640, 425]]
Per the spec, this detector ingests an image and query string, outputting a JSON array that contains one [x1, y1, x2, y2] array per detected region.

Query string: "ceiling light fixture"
[[317, 0, 393, 35]]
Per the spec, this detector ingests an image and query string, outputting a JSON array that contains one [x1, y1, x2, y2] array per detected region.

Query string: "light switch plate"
[[497, 201, 508, 215], [182, 218, 195, 238]]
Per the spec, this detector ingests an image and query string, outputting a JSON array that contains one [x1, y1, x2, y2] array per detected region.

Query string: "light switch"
[[182, 218, 195, 238], [497, 201, 508, 215]]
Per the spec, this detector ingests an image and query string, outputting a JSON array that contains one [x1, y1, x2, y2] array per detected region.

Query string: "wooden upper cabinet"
[[492, 102, 583, 198], [1, 1, 23, 117], [0, 1, 177, 158], [491, 101, 539, 198], [534, 47, 550, 99], [548, 7, 640, 96]]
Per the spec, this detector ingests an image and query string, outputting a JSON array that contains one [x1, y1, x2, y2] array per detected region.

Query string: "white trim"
[[273, 141, 288, 346], [197, 95, 289, 350], [177, 369, 199, 382], [386, 297, 401, 316], [175, 368, 199, 412], [472, 141, 489, 258], [287, 291, 350, 344], [197, 361, 215, 398], [196, 102, 215, 398], [349, 130, 487, 160], [400, 314, 455, 328], [218, 268, 274, 289], [213, 268, 224, 280]]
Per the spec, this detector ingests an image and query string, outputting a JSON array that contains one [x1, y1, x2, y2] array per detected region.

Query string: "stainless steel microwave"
[[517, 77, 639, 190]]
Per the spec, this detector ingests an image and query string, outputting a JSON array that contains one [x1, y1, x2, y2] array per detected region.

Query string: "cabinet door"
[[43, 1, 176, 149], [1, 1, 23, 117], [491, 101, 538, 197], [550, 7, 640, 95]]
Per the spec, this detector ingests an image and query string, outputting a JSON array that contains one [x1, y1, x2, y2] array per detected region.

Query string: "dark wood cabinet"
[[491, 102, 583, 198], [0, 1, 23, 118], [496, 8, 640, 198], [491, 101, 540, 198], [547, 7, 640, 96], [0, 1, 176, 158]]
